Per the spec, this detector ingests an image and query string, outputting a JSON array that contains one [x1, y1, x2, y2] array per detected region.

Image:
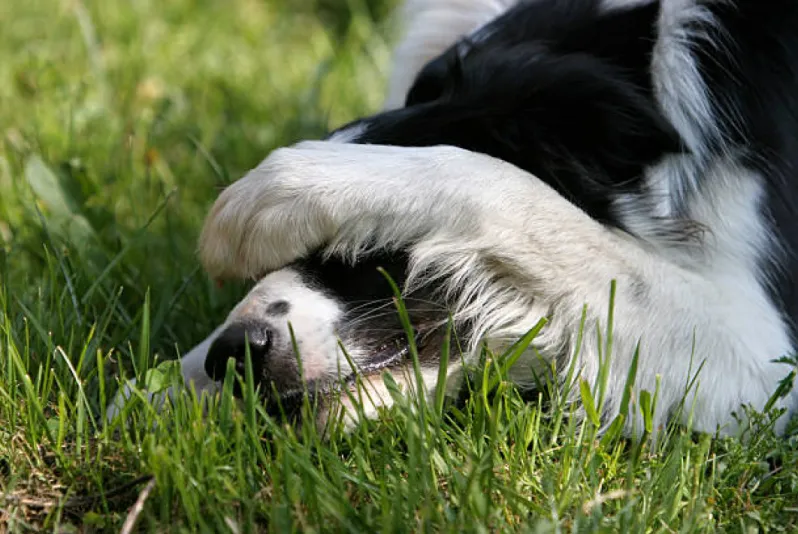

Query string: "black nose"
[[204, 321, 272, 382]]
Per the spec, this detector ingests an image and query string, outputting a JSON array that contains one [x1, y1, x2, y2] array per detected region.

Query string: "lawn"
[[1, 0, 797, 531]]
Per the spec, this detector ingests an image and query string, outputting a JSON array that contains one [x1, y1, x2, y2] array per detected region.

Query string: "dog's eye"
[[405, 44, 467, 106], [406, 63, 447, 105]]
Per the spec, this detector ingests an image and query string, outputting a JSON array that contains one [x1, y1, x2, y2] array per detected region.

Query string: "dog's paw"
[[199, 147, 340, 280], [197, 141, 501, 281]]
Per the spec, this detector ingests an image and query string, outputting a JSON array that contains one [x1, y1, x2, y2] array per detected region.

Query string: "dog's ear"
[[402, 46, 683, 177], [469, 49, 685, 180]]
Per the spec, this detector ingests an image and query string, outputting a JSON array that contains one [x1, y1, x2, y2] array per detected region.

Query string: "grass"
[[1, 0, 797, 531]]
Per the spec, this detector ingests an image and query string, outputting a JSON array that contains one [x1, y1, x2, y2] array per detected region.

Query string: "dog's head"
[[201, 252, 458, 424]]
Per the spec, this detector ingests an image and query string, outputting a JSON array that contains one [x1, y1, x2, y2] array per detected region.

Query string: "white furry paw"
[[198, 141, 512, 281], [199, 146, 343, 280]]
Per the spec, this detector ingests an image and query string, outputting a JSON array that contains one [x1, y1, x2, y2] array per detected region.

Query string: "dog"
[[109, 0, 798, 437]]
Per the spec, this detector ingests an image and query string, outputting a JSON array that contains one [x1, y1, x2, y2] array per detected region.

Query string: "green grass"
[[1, 0, 797, 531]]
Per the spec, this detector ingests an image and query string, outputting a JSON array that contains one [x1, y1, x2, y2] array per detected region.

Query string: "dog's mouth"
[[359, 335, 413, 373], [354, 318, 447, 374], [258, 324, 444, 421], [259, 354, 409, 424]]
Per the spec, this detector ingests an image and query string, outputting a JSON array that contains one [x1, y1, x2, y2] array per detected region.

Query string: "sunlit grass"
[[1, 0, 796, 531]]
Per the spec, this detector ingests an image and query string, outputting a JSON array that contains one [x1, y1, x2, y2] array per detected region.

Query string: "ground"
[[1, 0, 797, 531]]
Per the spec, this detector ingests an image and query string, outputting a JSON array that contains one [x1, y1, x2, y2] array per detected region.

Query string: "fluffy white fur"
[[653, 0, 724, 162]]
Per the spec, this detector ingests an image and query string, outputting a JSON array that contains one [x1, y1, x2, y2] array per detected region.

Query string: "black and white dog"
[[111, 0, 798, 436]]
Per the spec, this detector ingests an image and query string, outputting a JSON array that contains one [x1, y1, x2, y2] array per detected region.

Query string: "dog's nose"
[[204, 321, 272, 382]]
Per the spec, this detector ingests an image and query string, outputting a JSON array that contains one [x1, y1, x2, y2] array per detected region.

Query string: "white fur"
[[328, 124, 367, 143], [197, 140, 796, 435], [653, 0, 726, 164]]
